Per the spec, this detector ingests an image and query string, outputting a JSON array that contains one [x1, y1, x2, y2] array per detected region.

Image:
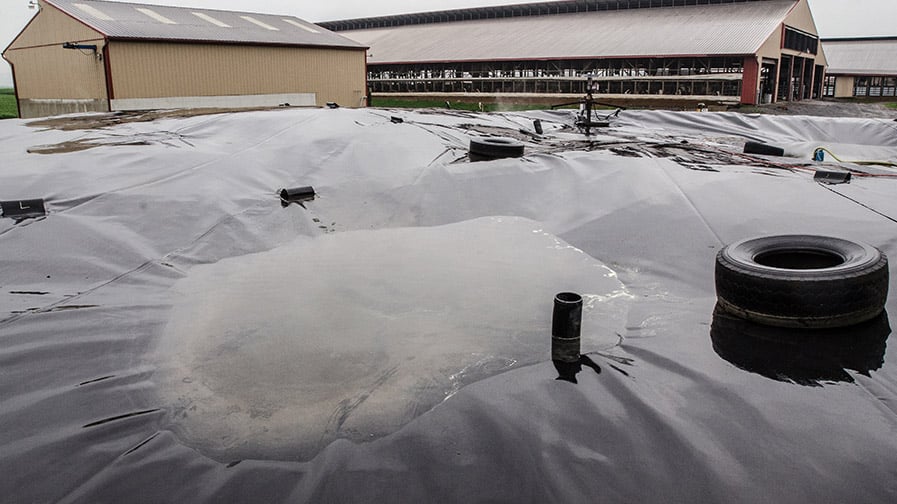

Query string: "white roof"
[[345, 1, 797, 64], [46, 0, 365, 50], [823, 39, 897, 76]]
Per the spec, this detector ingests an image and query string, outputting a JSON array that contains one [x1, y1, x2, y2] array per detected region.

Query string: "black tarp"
[[2, 108, 896, 503]]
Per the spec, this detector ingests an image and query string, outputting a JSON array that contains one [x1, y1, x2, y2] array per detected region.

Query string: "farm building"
[[822, 37, 897, 98], [321, 0, 827, 106], [2, 0, 368, 118]]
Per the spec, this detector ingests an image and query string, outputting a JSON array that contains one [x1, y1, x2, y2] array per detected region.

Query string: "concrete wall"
[[108, 42, 367, 108]]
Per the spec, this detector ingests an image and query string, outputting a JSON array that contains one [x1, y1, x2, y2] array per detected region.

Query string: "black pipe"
[[743, 141, 785, 157], [551, 292, 582, 363], [279, 187, 316, 207]]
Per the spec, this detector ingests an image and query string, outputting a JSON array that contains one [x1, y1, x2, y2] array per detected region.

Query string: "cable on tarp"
[[813, 147, 897, 168]]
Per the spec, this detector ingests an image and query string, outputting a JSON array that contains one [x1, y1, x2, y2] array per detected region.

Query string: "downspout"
[[364, 49, 369, 107], [9, 60, 21, 118], [102, 39, 113, 112]]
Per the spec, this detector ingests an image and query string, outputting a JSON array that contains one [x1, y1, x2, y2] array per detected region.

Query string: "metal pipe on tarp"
[[552, 292, 582, 363]]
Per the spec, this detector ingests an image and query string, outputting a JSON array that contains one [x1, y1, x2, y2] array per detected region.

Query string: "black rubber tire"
[[469, 137, 524, 159], [715, 235, 889, 328], [743, 141, 785, 157]]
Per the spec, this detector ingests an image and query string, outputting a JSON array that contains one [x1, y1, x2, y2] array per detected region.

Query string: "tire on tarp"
[[469, 137, 525, 160], [715, 235, 889, 328]]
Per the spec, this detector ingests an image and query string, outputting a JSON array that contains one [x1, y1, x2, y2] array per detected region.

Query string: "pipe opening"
[[555, 292, 583, 305]]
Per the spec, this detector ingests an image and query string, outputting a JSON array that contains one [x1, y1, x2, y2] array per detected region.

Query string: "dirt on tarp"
[[25, 107, 288, 132], [739, 100, 897, 119]]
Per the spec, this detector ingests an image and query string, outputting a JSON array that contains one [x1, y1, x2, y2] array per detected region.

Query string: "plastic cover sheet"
[[1, 107, 897, 503]]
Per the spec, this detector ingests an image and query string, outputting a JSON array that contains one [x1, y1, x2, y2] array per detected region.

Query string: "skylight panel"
[[282, 19, 320, 34], [136, 8, 178, 25], [72, 3, 114, 21], [193, 12, 231, 28], [240, 16, 279, 31]]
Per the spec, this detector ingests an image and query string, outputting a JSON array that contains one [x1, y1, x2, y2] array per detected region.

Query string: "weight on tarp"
[[279, 186, 316, 206], [743, 141, 785, 157], [551, 292, 582, 363], [814, 169, 852, 185], [1, 199, 47, 221]]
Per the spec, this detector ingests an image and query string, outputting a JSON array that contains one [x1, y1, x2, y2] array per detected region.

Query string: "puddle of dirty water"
[[153, 216, 630, 461]]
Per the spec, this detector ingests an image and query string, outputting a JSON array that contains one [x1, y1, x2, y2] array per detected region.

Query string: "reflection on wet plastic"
[[553, 354, 602, 384], [155, 217, 629, 461], [711, 306, 890, 386]]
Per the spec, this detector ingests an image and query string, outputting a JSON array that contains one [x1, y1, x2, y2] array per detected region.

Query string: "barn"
[[321, 0, 827, 107], [2, 0, 368, 118], [822, 37, 897, 99]]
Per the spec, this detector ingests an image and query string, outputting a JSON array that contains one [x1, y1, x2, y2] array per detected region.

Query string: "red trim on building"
[[741, 57, 760, 105]]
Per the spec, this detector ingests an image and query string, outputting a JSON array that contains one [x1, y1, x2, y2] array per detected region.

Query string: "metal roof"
[[345, 1, 796, 64], [822, 39, 897, 76], [320, 0, 782, 32], [45, 0, 366, 49]]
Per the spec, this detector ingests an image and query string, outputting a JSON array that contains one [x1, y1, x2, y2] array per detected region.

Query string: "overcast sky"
[[2, 0, 896, 87]]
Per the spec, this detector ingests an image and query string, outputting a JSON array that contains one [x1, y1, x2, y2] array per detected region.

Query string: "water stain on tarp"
[[154, 217, 631, 461]]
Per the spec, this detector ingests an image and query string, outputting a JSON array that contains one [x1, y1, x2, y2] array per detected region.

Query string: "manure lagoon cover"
[[157, 217, 628, 460], [2, 107, 897, 503]]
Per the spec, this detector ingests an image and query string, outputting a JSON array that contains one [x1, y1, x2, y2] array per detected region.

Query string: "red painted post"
[[741, 57, 760, 105]]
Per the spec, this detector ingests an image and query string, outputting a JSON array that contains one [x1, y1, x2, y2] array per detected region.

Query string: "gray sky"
[[2, 0, 896, 87]]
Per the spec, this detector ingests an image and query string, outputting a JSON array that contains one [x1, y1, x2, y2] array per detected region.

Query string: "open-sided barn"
[[822, 37, 897, 99], [2, 0, 368, 118], [322, 0, 827, 106]]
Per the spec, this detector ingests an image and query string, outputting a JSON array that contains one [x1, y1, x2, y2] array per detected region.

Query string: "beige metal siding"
[[108, 42, 366, 107], [834, 76, 855, 98], [2, 1, 108, 103], [5, 1, 103, 51], [756, 26, 784, 61], [5, 44, 107, 100]]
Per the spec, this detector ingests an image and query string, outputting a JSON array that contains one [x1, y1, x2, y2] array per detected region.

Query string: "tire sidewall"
[[719, 235, 881, 280]]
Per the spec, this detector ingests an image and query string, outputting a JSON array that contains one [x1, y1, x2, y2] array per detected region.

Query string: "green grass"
[[886, 102, 897, 110], [0, 88, 18, 119], [370, 97, 580, 112]]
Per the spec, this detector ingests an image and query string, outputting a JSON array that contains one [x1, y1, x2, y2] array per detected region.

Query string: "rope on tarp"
[[817, 183, 897, 226]]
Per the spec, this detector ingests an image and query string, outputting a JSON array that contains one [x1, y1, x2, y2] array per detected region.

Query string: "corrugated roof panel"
[[283, 19, 320, 34], [192, 12, 231, 28], [72, 2, 114, 21], [823, 40, 897, 75], [347, 1, 796, 63], [136, 7, 177, 25], [47, 0, 366, 49], [240, 15, 279, 32]]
